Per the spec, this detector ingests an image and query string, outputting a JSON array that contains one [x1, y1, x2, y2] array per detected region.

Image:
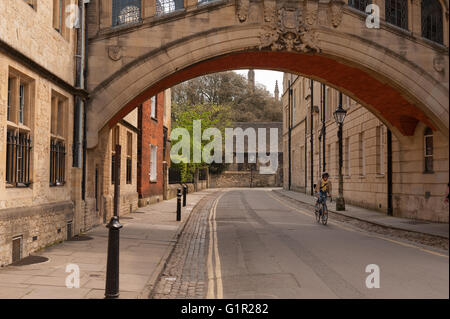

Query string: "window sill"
[[50, 182, 66, 187], [6, 182, 32, 188], [376, 174, 385, 178]]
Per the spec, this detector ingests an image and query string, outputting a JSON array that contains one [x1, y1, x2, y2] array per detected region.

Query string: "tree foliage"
[[172, 71, 282, 123]]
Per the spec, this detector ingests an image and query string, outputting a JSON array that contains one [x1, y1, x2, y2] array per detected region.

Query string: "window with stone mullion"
[[421, 0, 443, 44], [385, 0, 408, 30], [348, 0, 371, 12]]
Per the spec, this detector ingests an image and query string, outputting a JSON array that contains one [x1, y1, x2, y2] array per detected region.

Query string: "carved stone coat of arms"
[[259, 7, 320, 53]]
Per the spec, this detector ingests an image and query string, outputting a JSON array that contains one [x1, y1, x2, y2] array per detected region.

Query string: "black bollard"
[[177, 188, 182, 221], [183, 185, 187, 207], [105, 144, 122, 299], [105, 216, 122, 298]]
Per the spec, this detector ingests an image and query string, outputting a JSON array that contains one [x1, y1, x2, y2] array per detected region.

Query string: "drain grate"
[[67, 235, 94, 241], [11, 255, 49, 266], [120, 216, 133, 220]]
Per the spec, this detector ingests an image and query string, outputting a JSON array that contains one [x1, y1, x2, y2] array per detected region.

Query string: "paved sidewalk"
[[273, 188, 449, 239], [0, 189, 216, 299]]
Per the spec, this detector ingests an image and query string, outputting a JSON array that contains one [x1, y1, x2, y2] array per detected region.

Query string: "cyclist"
[[314, 172, 332, 210]]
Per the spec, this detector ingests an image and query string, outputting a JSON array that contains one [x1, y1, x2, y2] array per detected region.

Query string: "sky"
[[233, 69, 284, 97]]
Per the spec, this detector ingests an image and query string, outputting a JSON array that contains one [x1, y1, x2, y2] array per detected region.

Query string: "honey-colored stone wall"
[[0, 0, 81, 265], [84, 112, 139, 226], [282, 75, 449, 222]]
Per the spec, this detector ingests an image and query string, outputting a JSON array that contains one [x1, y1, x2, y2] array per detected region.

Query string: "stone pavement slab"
[[273, 188, 449, 239], [0, 189, 215, 299]]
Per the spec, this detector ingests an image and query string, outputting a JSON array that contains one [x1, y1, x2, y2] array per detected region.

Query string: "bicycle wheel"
[[321, 205, 328, 225], [315, 207, 321, 222]]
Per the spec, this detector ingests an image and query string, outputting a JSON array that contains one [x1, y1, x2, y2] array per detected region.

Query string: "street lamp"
[[333, 92, 347, 211]]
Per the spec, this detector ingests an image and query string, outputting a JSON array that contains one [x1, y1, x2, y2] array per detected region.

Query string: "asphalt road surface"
[[206, 189, 449, 299]]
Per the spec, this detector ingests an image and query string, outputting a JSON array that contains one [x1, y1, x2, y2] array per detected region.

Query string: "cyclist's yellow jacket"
[[315, 178, 332, 194]]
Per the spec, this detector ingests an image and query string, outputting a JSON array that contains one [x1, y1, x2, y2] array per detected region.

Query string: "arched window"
[[421, 0, 444, 44], [424, 127, 434, 173], [113, 0, 141, 26], [385, 0, 408, 29], [156, 0, 184, 16], [348, 0, 371, 12]]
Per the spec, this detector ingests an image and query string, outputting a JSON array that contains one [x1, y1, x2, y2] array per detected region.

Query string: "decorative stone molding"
[[263, 0, 277, 23], [259, 6, 320, 53], [328, 0, 344, 28], [304, 0, 318, 26], [433, 55, 445, 73], [108, 46, 122, 61], [237, 0, 250, 22]]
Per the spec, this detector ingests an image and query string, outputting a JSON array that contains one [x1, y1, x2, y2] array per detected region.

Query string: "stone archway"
[[86, 0, 448, 148]]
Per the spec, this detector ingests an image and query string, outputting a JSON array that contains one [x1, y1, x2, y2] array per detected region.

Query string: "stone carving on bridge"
[[259, 6, 320, 53], [237, 0, 250, 22], [108, 46, 122, 61], [328, 0, 344, 28]]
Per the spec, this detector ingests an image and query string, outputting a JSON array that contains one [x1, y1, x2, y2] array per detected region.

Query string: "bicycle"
[[314, 193, 330, 225]]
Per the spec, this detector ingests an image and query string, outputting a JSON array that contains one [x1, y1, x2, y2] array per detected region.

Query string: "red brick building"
[[137, 90, 171, 206]]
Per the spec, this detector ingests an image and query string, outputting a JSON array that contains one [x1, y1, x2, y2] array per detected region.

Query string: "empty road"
[[205, 189, 449, 299]]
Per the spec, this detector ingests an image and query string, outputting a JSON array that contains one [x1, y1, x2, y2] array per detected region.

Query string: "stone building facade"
[[0, 0, 85, 266], [282, 74, 449, 222]]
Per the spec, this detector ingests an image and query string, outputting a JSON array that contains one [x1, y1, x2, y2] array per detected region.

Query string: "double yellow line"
[[207, 193, 225, 299]]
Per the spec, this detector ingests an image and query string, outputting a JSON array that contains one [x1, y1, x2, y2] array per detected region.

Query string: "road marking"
[[207, 192, 226, 299], [268, 191, 449, 259]]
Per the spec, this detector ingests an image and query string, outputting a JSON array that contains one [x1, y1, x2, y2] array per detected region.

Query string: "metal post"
[[387, 129, 393, 216], [322, 84, 326, 172], [310, 79, 314, 195], [288, 80, 292, 190], [336, 93, 346, 211], [183, 185, 187, 207], [105, 144, 123, 299], [177, 188, 182, 221]]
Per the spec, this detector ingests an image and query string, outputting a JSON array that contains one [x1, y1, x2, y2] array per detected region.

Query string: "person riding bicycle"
[[314, 172, 332, 206]]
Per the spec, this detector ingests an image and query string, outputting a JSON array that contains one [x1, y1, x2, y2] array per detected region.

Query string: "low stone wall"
[[166, 181, 208, 200], [0, 201, 74, 267], [210, 171, 282, 188]]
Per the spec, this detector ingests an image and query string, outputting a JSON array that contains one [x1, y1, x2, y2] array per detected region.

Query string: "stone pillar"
[[99, 0, 113, 29], [409, 0, 422, 36], [372, 0, 385, 20], [143, 0, 156, 18], [185, 0, 198, 10]]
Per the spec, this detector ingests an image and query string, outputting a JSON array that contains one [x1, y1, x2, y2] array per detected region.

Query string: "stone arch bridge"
[[86, 0, 449, 148]]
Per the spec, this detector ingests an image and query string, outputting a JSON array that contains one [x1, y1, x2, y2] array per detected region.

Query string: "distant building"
[[137, 89, 172, 206], [210, 122, 283, 188]]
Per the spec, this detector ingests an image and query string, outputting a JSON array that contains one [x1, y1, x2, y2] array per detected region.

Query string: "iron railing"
[[6, 130, 32, 187], [112, 0, 141, 26], [385, 0, 408, 29], [421, 0, 443, 44], [50, 139, 66, 186]]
